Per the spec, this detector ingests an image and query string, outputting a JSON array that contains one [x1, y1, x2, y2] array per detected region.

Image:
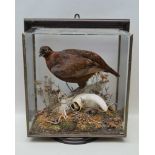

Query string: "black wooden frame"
[[24, 18, 130, 32]]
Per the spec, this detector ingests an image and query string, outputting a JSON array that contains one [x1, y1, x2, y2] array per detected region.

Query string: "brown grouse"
[[39, 46, 119, 88]]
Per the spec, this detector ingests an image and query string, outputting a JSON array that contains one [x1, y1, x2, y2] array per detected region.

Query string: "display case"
[[22, 18, 133, 143]]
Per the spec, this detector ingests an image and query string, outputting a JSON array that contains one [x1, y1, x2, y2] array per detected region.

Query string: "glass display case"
[[22, 18, 133, 142]]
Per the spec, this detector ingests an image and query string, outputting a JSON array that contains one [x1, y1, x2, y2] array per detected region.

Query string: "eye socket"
[[70, 102, 78, 111], [74, 102, 79, 107], [71, 104, 75, 110], [70, 102, 81, 111]]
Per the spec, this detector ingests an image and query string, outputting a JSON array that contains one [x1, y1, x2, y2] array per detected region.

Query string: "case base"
[[54, 137, 97, 144]]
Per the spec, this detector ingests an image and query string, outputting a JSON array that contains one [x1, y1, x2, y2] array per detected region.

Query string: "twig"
[[105, 86, 109, 93], [46, 120, 60, 125], [66, 82, 73, 92], [43, 98, 47, 108]]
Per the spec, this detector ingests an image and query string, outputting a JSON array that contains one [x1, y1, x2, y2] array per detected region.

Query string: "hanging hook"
[[74, 14, 80, 19]]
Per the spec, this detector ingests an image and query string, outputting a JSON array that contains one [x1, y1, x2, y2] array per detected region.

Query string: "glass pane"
[[23, 33, 36, 130], [23, 28, 132, 137]]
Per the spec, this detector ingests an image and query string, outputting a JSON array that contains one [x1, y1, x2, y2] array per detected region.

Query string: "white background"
[[15, 0, 139, 155]]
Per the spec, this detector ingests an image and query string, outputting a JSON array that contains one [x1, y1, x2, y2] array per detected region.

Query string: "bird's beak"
[[39, 51, 43, 57]]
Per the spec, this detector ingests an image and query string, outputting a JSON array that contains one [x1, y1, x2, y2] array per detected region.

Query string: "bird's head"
[[39, 46, 53, 58]]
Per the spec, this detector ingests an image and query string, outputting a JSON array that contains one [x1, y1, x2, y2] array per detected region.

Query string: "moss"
[[77, 123, 96, 132], [60, 121, 77, 131], [30, 106, 123, 135], [48, 125, 61, 132]]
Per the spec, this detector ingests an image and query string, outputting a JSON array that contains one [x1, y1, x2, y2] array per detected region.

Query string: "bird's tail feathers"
[[105, 66, 120, 77]]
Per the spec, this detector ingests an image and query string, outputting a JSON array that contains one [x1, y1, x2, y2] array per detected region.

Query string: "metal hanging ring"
[[74, 14, 80, 19]]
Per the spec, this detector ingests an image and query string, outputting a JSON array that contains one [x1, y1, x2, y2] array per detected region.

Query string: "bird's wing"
[[62, 49, 108, 68], [51, 53, 101, 79], [62, 49, 119, 77]]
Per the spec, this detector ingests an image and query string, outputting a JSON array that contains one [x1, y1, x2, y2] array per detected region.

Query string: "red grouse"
[[39, 46, 119, 88]]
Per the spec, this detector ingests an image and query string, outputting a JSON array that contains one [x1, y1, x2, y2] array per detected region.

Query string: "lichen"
[[30, 107, 123, 135]]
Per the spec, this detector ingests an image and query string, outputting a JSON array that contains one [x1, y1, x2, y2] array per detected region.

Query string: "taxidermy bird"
[[39, 46, 119, 88]]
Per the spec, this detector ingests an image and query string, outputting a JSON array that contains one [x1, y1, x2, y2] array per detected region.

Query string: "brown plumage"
[[39, 46, 119, 88]]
